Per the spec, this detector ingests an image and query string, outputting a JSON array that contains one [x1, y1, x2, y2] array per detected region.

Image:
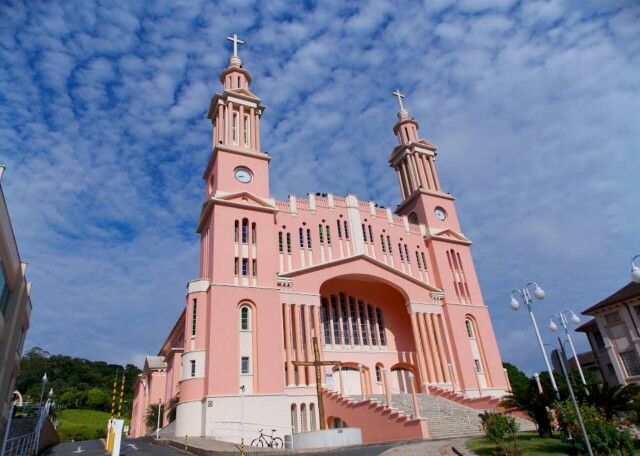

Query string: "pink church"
[[131, 37, 510, 443]]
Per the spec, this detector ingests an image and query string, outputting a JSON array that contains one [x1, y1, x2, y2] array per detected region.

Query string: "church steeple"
[[389, 90, 441, 201], [204, 34, 269, 199]]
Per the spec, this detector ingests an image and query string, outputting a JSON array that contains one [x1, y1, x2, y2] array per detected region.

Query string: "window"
[[359, 301, 369, 345], [286, 233, 292, 253], [375, 366, 382, 382], [237, 76, 241, 87], [368, 304, 378, 345], [339, 294, 350, 344], [291, 404, 298, 434], [474, 359, 482, 373], [421, 252, 428, 270], [278, 232, 283, 253], [241, 356, 250, 374], [241, 219, 248, 243], [368, 225, 374, 243], [404, 244, 410, 263], [306, 229, 312, 249], [234, 257, 239, 276], [251, 223, 257, 245], [593, 330, 605, 350], [326, 226, 331, 245], [240, 307, 250, 330], [243, 114, 250, 145], [234, 220, 239, 242], [605, 313, 622, 325], [465, 319, 475, 338], [232, 112, 238, 141], [415, 252, 421, 269], [349, 297, 359, 345], [252, 259, 257, 277], [319, 225, 324, 245], [190, 360, 196, 378], [619, 350, 640, 376], [381, 235, 386, 253], [386, 236, 392, 253], [361, 224, 367, 241], [191, 299, 197, 336], [408, 212, 419, 224], [398, 244, 404, 262], [299, 228, 304, 248], [331, 296, 341, 344], [321, 298, 331, 343], [337, 220, 342, 238], [242, 258, 248, 276], [343, 221, 349, 239], [376, 308, 386, 345]]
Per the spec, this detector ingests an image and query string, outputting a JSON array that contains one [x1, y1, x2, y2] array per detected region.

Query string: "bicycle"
[[251, 428, 283, 448]]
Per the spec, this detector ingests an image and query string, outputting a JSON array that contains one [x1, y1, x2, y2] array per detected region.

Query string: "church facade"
[[130, 38, 508, 441]]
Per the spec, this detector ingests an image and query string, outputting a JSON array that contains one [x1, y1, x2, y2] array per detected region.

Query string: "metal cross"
[[392, 89, 405, 110], [226, 33, 245, 57], [292, 337, 340, 430]]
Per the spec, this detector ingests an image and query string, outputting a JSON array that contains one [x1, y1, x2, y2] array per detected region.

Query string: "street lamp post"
[[555, 337, 594, 456], [240, 385, 245, 455], [38, 373, 48, 406], [549, 310, 587, 388], [631, 255, 640, 284], [156, 399, 162, 439], [509, 282, 560, 399]]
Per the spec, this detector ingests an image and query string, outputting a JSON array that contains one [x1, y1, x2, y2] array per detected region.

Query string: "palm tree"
[[144, 403, 162, 432], [501, 381, 555, 437], [581, 382, 640, 420]]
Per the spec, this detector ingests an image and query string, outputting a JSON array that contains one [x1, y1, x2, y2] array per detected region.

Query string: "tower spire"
[[392, 89, 409, 120], [226, 33, 245, 67]]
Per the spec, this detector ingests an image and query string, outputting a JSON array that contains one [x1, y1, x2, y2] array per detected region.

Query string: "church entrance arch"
[[390, 363, 417, 394]]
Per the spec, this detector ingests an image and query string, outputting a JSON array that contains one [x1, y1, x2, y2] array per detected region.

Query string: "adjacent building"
[[0, 166, 32, 429], [577, 282, 640, 386], [131, 39, 509, 440]]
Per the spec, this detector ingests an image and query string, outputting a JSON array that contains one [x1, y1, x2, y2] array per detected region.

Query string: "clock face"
[[434, 207, 447, 221], [234, 167, 253, 183]]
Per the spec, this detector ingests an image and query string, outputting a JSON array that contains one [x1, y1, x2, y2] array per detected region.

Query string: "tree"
[[503, 362, 529, 394], [501, 378, 555, 437], [86, 388, 109, 411], [166, 396, 179, 423], [580, 382, 640, 420], [145, 403, 163, 432]]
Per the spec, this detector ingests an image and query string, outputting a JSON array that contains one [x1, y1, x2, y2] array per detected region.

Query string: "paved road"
[[45, 438, 184, 456]]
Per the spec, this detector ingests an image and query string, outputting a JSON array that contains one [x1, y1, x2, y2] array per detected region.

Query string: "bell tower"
[[389, 90, 462, 233], [204, 34, 270, 199]]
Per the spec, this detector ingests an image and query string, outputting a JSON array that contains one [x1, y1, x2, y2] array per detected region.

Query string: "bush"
[[479, 411, 521, 455], [555, 401, 634, 455]]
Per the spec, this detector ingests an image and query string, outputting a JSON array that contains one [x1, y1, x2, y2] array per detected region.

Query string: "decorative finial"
[[226, 33, 245, 67], [392, 89, 409, 120]]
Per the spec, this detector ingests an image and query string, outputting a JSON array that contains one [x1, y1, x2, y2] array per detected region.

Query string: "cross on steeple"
[[226, 33, 245, 57], [392, 89, 405, 110]]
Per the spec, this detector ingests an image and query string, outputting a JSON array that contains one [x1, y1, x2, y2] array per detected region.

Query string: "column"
[[421, 155, 433, 190], [433, 314, 451, 383], [239, 104, 245, 147], [408, 373, 421, 418], [429, 158, 441, 191], [249, 107, 255, 149], [406, 158, 419, 192], [293, 305, 304, 384], [383, 368, 392, 407], [410, 155, 425, 188], [396, 169, 406, 199], [312, 305, 325, 383], [358, 364, 366, 401], [216, 104, 224, 145], [283, 304, 294, 386], [425, 313, 444, 383], [409, 312, 428, 390], [437, 313, 457, 387], [414, 154, 428, 188], [417, 313, 436, 383], [400, 162, 411, 194], [226, 102, 234, 145], [255, 111, 261, 151], [303, 305, 313, 385]]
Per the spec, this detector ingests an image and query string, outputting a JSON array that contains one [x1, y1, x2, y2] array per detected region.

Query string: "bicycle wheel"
[[251, 438, 263, 447], [271, 437, 283, 448]]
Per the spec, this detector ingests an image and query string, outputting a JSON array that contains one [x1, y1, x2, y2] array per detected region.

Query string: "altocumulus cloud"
[[0, 0, 638, 372]]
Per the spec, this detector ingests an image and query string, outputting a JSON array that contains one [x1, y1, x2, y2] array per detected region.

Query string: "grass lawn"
[[57, 409, 130, 442], [466, 431, 573, 455]]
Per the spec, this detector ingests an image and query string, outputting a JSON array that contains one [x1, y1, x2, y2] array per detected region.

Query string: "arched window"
[[380, 235, 386, 253], [336, 220, 342, 238], [300, 403, 308, 432], [240, 306, 251, 330], [251, 223, 257, 245], [404, 244, 410, 263], [343, 221, 349, 239], [325, 225, 331, 245], [241, 218, 248, 243], [398, 244, 404, 262], [368, 304, 378, 345], [376, 308, 386, 345], [375, 365, 383, 383], [232, 112, 238, 141], [309, 403, 317, 430], [299, 228, 304, 248], [319, 225, 324, 245], [291, 404, 298, 434], [234, 220, 239, 242], [421, 252, 428, 270], [368, 225, 374, 243], [243, 115, 249, 145], [408, 212, 419, 224], [306, 229, 312, 249], [465, 319, 474, 338], [286, 233, 292, 253], [237, 76, 241, 88], [386, 236, 392, 253], [278, 232, 283, 253]]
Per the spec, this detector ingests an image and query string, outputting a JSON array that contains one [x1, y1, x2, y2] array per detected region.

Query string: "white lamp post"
[[549, 310, 587, 388], [156, 399, 162, 439], [38, 373, 48, 406], [509, 282, 560, 399], [631, 255, 640, 284]]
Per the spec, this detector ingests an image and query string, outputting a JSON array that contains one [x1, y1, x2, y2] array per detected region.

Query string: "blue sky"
[[1, 0, 638, 374]]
